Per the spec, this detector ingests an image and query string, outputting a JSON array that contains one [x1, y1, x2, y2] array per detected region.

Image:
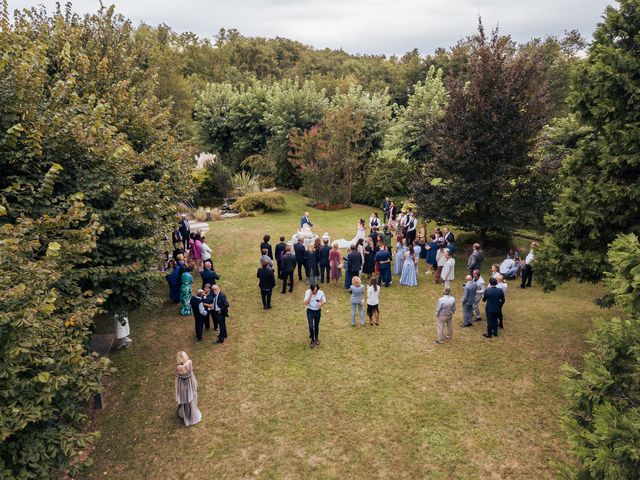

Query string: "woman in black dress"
[[362, 239, 375, 278]]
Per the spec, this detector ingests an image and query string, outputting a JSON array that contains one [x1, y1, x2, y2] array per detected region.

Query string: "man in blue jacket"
[[482, 277, 505, 338]]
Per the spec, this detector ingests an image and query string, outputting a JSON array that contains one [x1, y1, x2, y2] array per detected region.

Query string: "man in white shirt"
[[499, 256, 519, 279], [434, 287, 456, 344], [520, 242, 537, 288], [495, 274, 508, 329], [405, 212, 417, 244], [303, 284, 326, 348], [440, 249, 455, 289]]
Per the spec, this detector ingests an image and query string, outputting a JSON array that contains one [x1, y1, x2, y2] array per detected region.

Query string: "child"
[[366, 277, 380, 325]]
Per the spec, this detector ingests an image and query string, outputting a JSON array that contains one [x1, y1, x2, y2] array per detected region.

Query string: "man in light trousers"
[[472, 269, 485, 322], [434, 288, 456, 344], [461, 274, 476, 327]]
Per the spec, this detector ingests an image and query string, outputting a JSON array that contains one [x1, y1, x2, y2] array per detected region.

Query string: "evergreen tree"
[[412, 24, 549, 238], [560, 233, 640, 479], [536, 0, 640, 290]]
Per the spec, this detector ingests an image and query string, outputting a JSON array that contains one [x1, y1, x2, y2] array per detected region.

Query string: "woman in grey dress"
[[175, 351, 202, 427]]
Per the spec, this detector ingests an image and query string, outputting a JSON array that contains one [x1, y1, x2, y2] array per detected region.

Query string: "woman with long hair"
[[366, 276, 380, 325], [400, 245, 418, 286], [175, 351, 202, 427]]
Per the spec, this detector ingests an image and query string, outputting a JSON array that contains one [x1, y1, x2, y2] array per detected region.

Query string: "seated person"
[[499, 256, 520, 279]]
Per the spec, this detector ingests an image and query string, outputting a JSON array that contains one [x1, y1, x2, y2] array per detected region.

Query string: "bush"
[[232, 171, 261, 196], [233, 192, 286, 214], [199, 161, 233, 200]]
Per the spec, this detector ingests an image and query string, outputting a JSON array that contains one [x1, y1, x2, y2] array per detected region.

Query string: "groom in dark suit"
[[210, 285, 230, 344], [300, 212, 313, 228], [482, 278, 505, 338]]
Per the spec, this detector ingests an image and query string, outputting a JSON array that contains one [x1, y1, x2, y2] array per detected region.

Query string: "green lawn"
[[85, 192, 604, 479]]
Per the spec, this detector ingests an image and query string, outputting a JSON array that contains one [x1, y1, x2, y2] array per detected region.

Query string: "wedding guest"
[[305, 243, 319, 285], [482, 278, 505, 338], [496, 274, 508, 328], [172, 245, 185, 262], [491, 263, 500, 278], [349, 276, 365, 327], [175, 351, 202, 427], [467, 243, 484, 274], [369, 212, 380, 231], [366, 277, 380, 325], [434, 243, 446, 283], [172, 226, 182, 250], [294, 237, 306, 281], [400, 245, 418, 286], [434, 288, 456, 344], [443, 227, 454, 245], [329, 242, 342, 286], [202, 284, 213, 331], [388, 201, 396, 230], [303, 284, 326, 348], [472, 269, 485, 322], [201, 236, 212, 265], [425, 234, 438, 275], [412, 240, 422, 275], [211, 285, 229, 344], [274, 236, 287, 279], [381, 197, 391, 224], [374, 244, 392, 287], [369, 226, 379, 248], [441, 248, 455, 289], [281, 245, 296, 294], [460, 275, 476, 328], [499, 254, 519, 279], [180, 268, 194, 316], [381, 225, 393, 254], [394, 236, 406, 275], [405, 212, 417, 245], [347, 244, 362, 286], [200, 260, 220, 290], [191, 233, 203, 270], [260, 248, 274, 269], [165, 259, 181, 303], [178, 215, 190, 251], [318, 238, 331, 284], [520, 242, 537, 288], [257, 259, 276, 309], [362, 239, 375, 277], [190, 289, 207, 341], [356, 238, 366, 274], [260, 234, 273, 259]]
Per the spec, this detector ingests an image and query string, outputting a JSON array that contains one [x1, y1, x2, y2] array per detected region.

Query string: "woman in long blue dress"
[[425, 234, 439, 275], [394, 236, 406, 275], [400, 245, 418, 286], [166, 260, 181, 303], [180, 269, 194, 315]]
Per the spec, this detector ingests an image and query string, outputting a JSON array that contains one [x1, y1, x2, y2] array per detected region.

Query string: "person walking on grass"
[[366, 277, 380, 325], [304, 284, 326, 348], [434, 288, 456, 344], [281, 245, 296, 294], [482, 277, 505, 339], [257, 259, 276, 309], [175, 351, 202, 427], [274, 236, 287, 280], [349, 276, 365, 327]]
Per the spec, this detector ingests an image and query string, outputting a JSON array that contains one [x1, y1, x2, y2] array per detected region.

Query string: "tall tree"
[[412, 23, 549, 238], [536, 0, 640, 291]]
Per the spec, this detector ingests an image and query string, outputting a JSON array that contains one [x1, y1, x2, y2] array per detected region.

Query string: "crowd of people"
[[168, 201, 538, 426]]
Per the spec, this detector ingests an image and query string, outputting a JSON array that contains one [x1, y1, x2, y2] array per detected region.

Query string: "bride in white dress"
[[350, 218, 366, 245]]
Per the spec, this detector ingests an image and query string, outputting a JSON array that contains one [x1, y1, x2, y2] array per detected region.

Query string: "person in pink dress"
[[191, 233, 203, 270], [329, 242, 342, 286]]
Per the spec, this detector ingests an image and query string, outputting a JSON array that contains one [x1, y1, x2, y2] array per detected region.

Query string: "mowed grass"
[[85, 192, 605, 480]]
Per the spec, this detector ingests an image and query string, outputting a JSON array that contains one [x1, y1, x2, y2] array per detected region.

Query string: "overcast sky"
[[8, 0, 611, 55]]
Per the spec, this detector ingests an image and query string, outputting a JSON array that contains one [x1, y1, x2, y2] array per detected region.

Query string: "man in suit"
[[300, 212, 313, 228], [203, 283, 218, 331], [482, 277, 505, 338], [467, 243, 484, 274], [281, 245, 297, 294], [460, 275, 476, 327], [440, 249, 455, 289], [294, 237, 307, 281], [200, 260, 220, 289], [381, 197, 391, 224], [190, 289, 207, 341], [434, 287, 456, 344], [257, 259, 276, 309], [443, 227, 454, 245], [472, 269, 485, 322], [374, 244, 392, 287], [178, 215, 190, 251], [405, 212, 417, 245], [318, 238, 331, 284], [274, 236, 287, 279], [347, 244, 362, 286], [211, 284, 230, 344]]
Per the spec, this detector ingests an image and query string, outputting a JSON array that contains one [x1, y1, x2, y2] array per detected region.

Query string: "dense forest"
[[1, 1, 639, 479]]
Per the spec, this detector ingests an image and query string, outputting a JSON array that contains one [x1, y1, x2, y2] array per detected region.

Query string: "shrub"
[[199, 161, 233, 200], [232, 171, 261, 196], [233, 192, 286, 214], [194, 207, 222, 222]]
